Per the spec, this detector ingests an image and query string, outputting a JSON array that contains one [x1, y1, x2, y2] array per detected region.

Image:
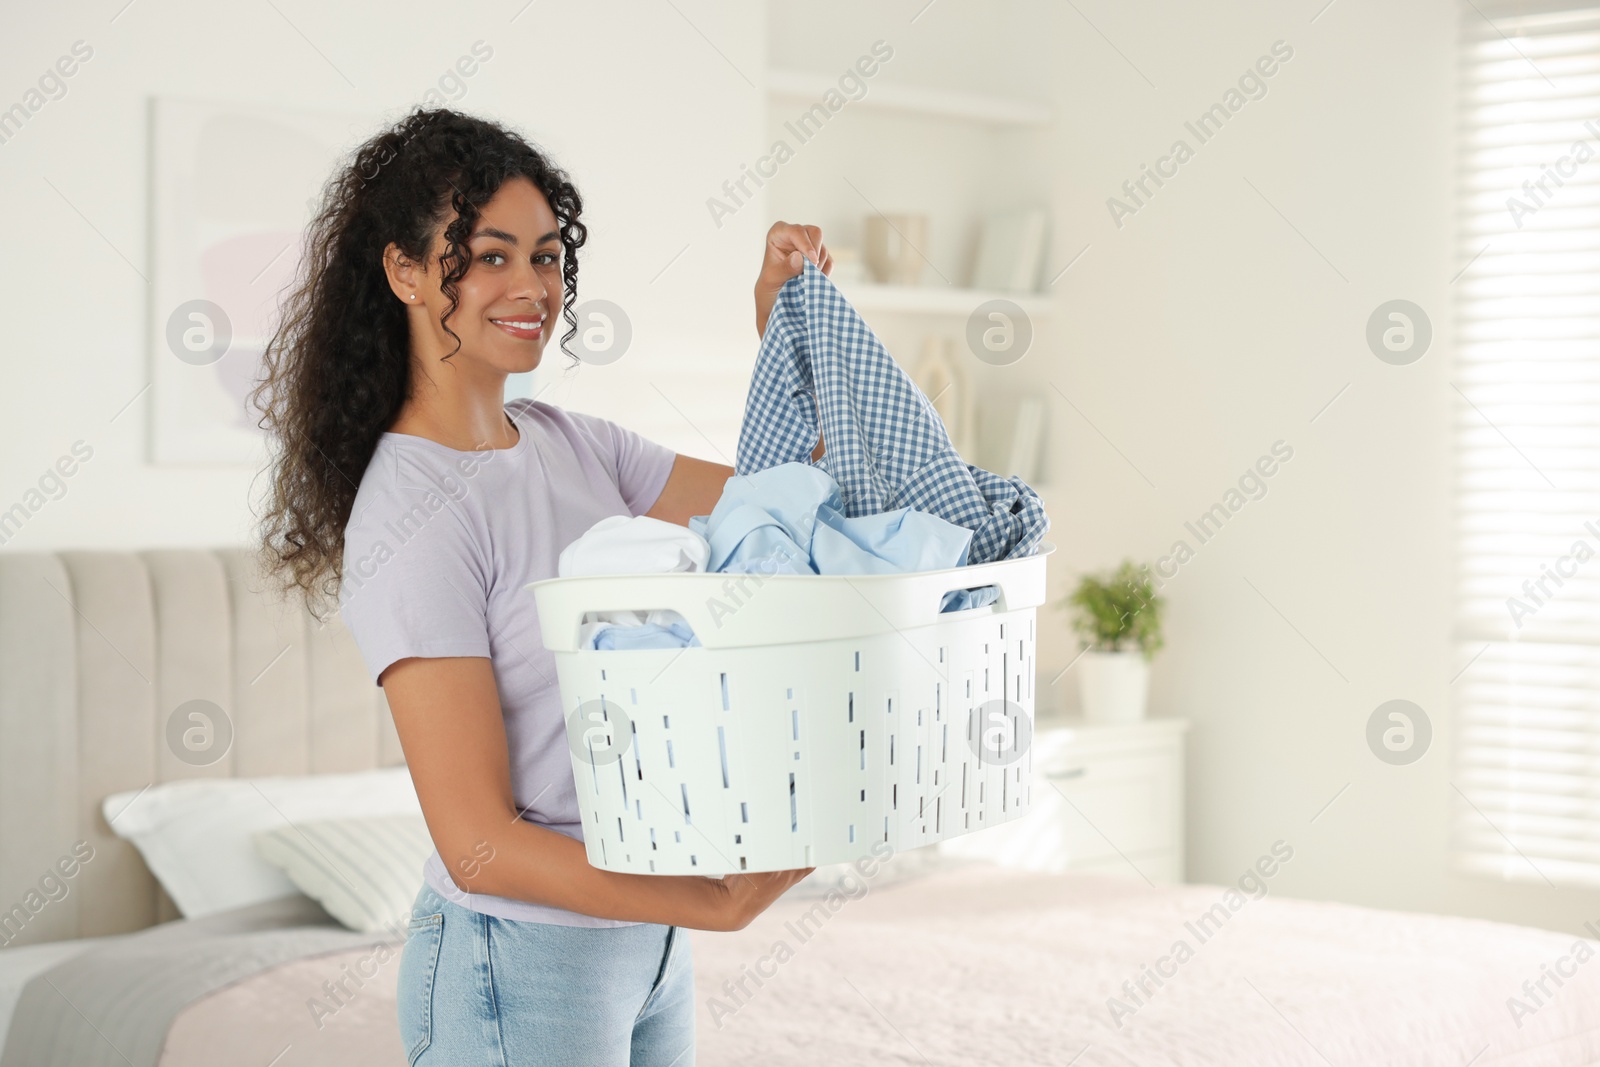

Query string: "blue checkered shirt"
[[736, 258, 1048, 564]]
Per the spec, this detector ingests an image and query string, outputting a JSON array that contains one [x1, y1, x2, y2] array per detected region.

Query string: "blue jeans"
[[397, 883, 695, 1065]]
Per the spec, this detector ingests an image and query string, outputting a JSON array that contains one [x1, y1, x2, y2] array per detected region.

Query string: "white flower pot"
[[1076, 650, 1151, 724]]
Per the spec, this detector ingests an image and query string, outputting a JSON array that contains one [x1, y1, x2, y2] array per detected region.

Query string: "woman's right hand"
[[701, 867, 817, 932], [382, 655, 816, 932]]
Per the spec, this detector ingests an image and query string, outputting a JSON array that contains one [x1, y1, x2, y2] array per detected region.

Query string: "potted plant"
[[1065, 560, 1164, 724]]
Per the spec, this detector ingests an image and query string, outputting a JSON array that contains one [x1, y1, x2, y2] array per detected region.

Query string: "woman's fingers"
[[800, 224, 830, 275], [766, 221, 826, 279], [799, 223, 824, 265], [755, 222, 829, 335]]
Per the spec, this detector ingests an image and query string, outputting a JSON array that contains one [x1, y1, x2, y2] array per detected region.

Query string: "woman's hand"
[[701, 867, 818, 931], [755, 221, 832, 338], [589, 865, 816, 932], [383, 655, 811, 930]]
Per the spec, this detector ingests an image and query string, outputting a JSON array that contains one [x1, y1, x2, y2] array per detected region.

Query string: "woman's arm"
[[640, 223, 834, 526], [643, 454, 735, 526], [382, 655, 811, 931], [643, 438, 825, 527]]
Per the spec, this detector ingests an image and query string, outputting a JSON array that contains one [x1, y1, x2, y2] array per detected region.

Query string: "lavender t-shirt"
[[338, 397, 678, 927]]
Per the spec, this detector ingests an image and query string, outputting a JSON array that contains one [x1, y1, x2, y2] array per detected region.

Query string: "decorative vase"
[[864, 213, 928, 285], [1077, 650, 1150, 724], [829, 247, 868, 285], [910, 336, 974, 456]]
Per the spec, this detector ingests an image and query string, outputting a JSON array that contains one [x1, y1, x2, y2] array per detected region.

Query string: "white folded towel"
[[558, 515, 711, 645], [558, 514, 710, 578]]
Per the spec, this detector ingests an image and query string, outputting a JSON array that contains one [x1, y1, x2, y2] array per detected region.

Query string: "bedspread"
[[15, 862, 1594, 1066], [0, 894, 394, 1067], [689, 861, 1600, 1066]]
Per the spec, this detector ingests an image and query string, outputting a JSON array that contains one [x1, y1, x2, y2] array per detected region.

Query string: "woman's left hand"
[[755, 221, 831, 337]]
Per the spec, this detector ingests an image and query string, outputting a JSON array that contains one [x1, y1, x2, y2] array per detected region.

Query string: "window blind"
[[1455, 0, 1600, 889]]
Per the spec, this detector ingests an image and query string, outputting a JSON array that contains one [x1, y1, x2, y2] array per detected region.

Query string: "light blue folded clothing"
[[591, 619, 702, 650], [942, 585, 1001, 611], [563, 449, 1001, 654], [688, 463, 995, 612]]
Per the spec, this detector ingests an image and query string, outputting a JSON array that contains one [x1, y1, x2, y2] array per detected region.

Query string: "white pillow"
[[101, 766, 421, 919], [254, 815, 433, 933]]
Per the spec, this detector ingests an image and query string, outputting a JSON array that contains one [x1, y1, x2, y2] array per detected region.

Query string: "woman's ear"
[[382, 243, 424, 306]]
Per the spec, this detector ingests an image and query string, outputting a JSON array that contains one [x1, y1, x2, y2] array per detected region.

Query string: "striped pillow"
[[252, 815, 433, 933]]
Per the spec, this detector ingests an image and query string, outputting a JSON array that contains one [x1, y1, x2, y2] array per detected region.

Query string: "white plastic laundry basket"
[[528, 542, 1053, 876]]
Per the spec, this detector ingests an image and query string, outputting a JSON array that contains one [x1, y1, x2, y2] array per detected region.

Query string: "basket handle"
[[530, 543, 1054, 651], [922, 568, 1018, 617], [530, 574, 732, 651], [939, 583, 1002, 614]]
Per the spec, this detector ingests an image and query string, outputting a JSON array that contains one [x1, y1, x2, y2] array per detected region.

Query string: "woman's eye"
[[535, 252, 558, 266], [480, 252, 505, 266]]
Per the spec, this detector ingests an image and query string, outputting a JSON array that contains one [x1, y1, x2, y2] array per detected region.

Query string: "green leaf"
[[1063, 559, 1165, 660]]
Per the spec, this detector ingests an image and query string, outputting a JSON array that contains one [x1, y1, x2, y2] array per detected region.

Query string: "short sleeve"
[[338, 483, 493, 687], [557, 407, 678, 516]]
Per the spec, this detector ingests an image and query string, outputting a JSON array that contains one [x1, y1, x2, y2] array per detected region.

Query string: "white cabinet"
[[941, 717, 1189, 883]]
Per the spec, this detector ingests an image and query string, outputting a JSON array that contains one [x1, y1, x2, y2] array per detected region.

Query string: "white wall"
[[766, 0, 1593, 935], [2, 0, 1588, 934], [0, 0, 767, 548], [1033, 0, 1592, 934]]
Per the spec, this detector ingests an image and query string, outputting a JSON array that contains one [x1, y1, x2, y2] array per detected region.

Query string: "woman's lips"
[[491, 317, 544, 340]]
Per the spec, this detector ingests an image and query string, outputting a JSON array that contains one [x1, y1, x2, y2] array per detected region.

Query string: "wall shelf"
[[832, 279, 1054, 319], [767, 69, 1053, 128]]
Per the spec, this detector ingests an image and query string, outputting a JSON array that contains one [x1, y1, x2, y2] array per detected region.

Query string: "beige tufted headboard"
[[0, 547, 404, 947]]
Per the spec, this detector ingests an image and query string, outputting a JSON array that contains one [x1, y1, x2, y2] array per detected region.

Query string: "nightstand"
[[940, 716, 1189, 883]]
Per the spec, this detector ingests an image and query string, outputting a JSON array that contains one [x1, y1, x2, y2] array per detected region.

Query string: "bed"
[[691, 859, 1600, 1066], [0, 548, 1595, 1066]]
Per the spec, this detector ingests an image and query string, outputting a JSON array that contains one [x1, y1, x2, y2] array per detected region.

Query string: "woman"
[[253, 107, 830, 1065]]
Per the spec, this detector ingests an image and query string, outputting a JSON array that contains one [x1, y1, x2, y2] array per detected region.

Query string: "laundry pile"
[[557, 257, 1049, 650], [556, 514, 707, 650], [740, 257, 1048, 566], [691, 462, 971, 578], [557, 464, 1003, 649]]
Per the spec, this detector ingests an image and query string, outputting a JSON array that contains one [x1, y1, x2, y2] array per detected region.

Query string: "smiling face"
[[386, 176, 563, 374]]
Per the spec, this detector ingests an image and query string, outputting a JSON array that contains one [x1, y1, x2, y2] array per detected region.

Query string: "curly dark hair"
[[250, 107, 587, 621]]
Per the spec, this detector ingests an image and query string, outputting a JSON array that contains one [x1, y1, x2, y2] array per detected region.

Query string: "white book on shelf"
[[1006, 395, 1046, 484], [972, 207, 1048, 294]]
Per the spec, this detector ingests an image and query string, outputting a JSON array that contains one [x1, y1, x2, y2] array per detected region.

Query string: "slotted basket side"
[[532, 545, 1052, 876]]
